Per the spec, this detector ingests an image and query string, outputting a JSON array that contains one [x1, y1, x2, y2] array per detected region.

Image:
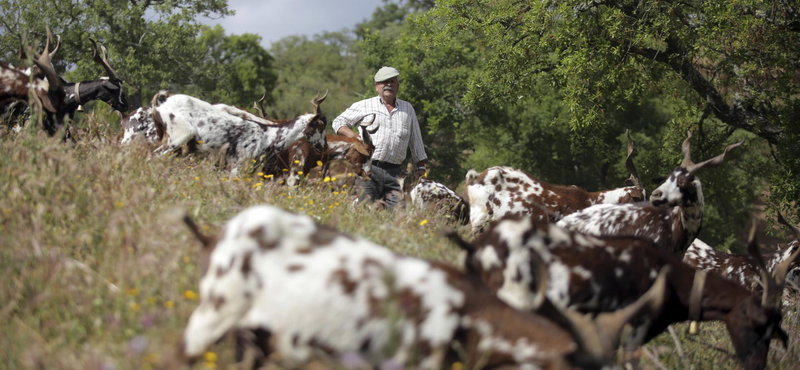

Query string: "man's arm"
[[407, 107, 428, 177], [337, 125, 359, 139], [332, 100, 367, 138]]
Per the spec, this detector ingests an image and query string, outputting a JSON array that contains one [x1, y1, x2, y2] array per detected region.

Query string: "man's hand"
[[416, 169, 427, 178]]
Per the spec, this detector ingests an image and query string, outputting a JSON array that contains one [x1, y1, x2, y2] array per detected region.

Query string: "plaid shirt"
[[332, 96, 427, 165]]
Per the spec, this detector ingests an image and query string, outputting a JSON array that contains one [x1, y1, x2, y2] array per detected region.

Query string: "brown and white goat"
[[0, 27, 65, 135], [152, 92, 328, 173], [557, 131, 743, 255], [466, 131, 645, 230], [410, 178, 470, 225], [269, 115, 378, 186], [451, 215, 798, 370], [166, 205, 666, 370], [684, 213, 800, 296]]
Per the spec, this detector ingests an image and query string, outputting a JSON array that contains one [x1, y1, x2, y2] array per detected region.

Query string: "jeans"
[[357, 165, 404, 209]]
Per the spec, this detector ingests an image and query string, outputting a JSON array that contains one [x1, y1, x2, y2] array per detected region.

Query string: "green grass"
[[1, 125, 798, 369]]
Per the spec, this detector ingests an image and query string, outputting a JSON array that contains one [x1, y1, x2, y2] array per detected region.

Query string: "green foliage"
[[269, 32, 371, 121], [184, 25, 276, 109]]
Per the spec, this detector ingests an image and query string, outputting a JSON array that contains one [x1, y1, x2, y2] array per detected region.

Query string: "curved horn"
[[310, 90, 328, 115], [745, 222, 776, 308], [89, 38, 122, 82], [686, 139, 744, 175], [49, 34, 60, 59], [777, 209, 800, 240], [32, 26, 62, 94], [680, 131, 694, 168], [253, 92, 267, 118], [624, 130, 644, 194]]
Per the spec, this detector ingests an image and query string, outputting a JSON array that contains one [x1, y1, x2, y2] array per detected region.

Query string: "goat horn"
[[31, 26, 62, 94], [624, 130, 643, 193], [528, 246, 550, 311], [183, 215, 215, 250], [745, 222, 777, 308], [593, 266, 670, 357], [310, 90, 329, 115], [680, 131, 694, 168], [49, 34, 60, 59], [777, 209, 800, 240], [89, 38, 122, 82], [686, 139, 744, 176]]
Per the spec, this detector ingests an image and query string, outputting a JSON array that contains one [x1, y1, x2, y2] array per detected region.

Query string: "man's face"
[[375, 77, 399, 102]]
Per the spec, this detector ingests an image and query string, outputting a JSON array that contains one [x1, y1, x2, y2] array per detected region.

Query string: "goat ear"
[[353, 142, 369, 156], [103, 80, 120, 90], [650, 176, 667, 185], [35, 90, 57, 113]]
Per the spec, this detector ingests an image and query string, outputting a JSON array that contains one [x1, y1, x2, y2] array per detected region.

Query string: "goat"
[[465, 130, 645, 230], [165, 205, 667, 370], [60, 38, 128, 119], [684, 213, 800, 296], [269, 115, 378, 186], [410, 178, 470, 225], [118, 107, 159, 145], [151, 92, 328, 173], [450, 215, 798, 370], [557, 131, 743, 255], [0, 27, 65, 135]]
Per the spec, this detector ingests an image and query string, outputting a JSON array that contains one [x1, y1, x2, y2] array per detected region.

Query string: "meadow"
[[1, 121, 798, 369]]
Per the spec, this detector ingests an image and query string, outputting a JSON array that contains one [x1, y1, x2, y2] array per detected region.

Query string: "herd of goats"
[[3, 28, 800, 370]]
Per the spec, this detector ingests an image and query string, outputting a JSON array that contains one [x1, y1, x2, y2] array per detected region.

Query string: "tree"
[[185, 25, 276, 109], [269, 32, 370, 120], [421, 0, 800, 221], [0, 0, 234, 108]]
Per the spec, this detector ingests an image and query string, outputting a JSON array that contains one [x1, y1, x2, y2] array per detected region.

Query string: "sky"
[[198, 0, 385, 49]]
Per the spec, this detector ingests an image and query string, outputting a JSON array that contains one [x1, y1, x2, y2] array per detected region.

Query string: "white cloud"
[[199, 0, 383, 48]]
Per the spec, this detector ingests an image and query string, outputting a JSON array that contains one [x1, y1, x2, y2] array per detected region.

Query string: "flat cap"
[[374, 66, 400, 82]]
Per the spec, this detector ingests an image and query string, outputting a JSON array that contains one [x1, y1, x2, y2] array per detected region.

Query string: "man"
[[332, 66, 427, 209]]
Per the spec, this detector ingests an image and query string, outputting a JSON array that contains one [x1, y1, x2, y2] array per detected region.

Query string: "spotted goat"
[[152, 92, 328, 173], [450, 215, 798, 370], [410, 178, 470, 225], [557, 131, 743, 255], [0, 27, 65, 135], [465, 131, 645, 231], [165, 205, 667, 370], [684, 212, 800, 297], [269, 114, 378, 186]]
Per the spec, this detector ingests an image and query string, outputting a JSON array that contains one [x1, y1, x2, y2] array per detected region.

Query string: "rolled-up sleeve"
[[408, 106, 427, 164], [332, 101, 366, 134]]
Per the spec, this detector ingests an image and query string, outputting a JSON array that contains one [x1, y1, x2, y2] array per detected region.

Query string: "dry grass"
[[1, 124, 798, 369]]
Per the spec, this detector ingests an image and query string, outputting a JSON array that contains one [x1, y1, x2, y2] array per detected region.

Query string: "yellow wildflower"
[[253, 182, 263, 188], [183, 290, 199, 301], [164, 300, 175, 309], [452, 362, 464, 370], [307, 200, 314, 205], [197, 140, 203, 144], [127, 288, 140, 296], [419, 219, 429, 226], [204, 352, 218, 362], [335, 202, 340, 206], [316, 161, 323, 167], [299, 207, 304, 211], [308, 212, 314, 216], [246, 178, 252, 182], [130, 302, 140, 311], [233, 178, 240, 182], [294, 160, 300, 164], [279, 180, 285, 184], [331, 177, 337, 181], [287, 195, 293, 200], [222, 177, 228, 181], [298, 171, 304, 175], [348, 173, 354, 177], [324, 177, 331, 183], [203, 225, 209, 230], [266, 174, 274, 179], [333, 191, 340, 195], [342, 184, 347, 188], [195, 176, 199, 180], [283, 168, 289, 172], [183, 255, 191, 263], [115, 201, 124, 208], [252, 159, 256, 163], [258, 172, 264, 177], [147, 297, 157, 305]]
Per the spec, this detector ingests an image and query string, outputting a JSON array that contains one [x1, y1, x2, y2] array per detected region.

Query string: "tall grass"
[[0, 125, 797, 369]]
